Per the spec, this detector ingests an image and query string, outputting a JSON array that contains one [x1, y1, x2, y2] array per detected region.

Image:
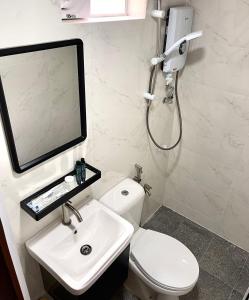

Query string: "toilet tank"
[[99, 178, 145, 231]]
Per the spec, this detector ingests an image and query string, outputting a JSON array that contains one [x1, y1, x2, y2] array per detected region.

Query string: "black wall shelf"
[[20, 163, 101, 221]]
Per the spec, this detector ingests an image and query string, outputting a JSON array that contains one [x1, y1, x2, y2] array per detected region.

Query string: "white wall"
[[0, 0, 178, 299], [164, 0, 249, 252], [0, 197, 31, 300]]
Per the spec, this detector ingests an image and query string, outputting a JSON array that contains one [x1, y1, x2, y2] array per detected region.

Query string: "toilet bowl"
[[99, 178, 199, 300]]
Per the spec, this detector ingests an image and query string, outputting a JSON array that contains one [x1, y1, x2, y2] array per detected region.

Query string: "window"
[[90, 0, 127, 17], [61, 0, 148, 23]]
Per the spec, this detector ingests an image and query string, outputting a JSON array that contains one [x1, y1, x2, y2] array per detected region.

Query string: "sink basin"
[[26, 199, 134, 295]]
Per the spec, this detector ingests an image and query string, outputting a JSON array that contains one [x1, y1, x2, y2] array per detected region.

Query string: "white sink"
[[26, 199, 134, 295]]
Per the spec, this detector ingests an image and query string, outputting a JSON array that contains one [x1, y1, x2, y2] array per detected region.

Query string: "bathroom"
[[0, 0, 248, 299]]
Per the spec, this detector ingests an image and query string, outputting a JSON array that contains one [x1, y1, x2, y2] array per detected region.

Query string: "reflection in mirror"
[[0, 40, 86, 173]]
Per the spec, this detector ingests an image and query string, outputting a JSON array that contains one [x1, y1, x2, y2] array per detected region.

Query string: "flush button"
[[121, 190, 129, 196]]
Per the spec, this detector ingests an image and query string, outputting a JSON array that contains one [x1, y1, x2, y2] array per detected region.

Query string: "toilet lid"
[[131, 229, 199, 291]]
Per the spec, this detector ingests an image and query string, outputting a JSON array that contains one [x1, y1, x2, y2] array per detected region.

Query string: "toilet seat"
[[130, 228, 199, 293]]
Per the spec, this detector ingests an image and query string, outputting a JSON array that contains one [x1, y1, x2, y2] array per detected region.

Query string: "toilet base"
[[157, 294, 179, 300], [125, 268, 181, 300], [125, 268, 157, 300]]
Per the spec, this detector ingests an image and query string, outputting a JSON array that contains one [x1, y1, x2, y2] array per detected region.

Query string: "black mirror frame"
[[0, 39, 87, 173]]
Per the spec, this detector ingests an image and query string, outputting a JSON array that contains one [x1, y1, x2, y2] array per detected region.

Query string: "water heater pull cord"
[[146, 71, 182, 151]]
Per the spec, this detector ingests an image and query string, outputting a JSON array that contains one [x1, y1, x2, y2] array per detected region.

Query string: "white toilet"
[[99, 178, 199, 300]]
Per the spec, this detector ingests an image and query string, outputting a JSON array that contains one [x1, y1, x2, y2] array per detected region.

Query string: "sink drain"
[[80, 245, 92, 255]]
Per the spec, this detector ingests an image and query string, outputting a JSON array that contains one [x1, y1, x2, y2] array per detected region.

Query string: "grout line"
[[198, 236, 214, 264], [231, 257, 247, 295], [152, 207, 248, 300], [163, 205, 249, 254], [200, 245, 248, 296], [245, 255, 249, 265], [141, 205, 162, 226], [227, 287, 235, 300]]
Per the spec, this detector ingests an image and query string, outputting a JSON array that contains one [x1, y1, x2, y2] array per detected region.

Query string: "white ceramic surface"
[[26, 199, 134, 295], [99, 179, 199, 298], [130, 228, 199, 293], [100, 178, 145, 231]]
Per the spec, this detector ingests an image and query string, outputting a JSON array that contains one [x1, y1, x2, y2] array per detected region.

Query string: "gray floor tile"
[[144, 207, 214, 260], [181, 269, 232, 300], [143, 206, 182, 235], [143, 206, 249, 300], [228, 290, 243, 300], [200, 236, 249, 288], [233, 258, 249, 295], [171, 219, 214, 260]]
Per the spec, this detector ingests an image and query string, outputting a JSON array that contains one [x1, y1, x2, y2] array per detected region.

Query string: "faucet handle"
[[144, 183, 152, 197]]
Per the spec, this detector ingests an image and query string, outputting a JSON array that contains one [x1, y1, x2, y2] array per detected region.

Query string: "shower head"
[[151, 30, 203, 66]]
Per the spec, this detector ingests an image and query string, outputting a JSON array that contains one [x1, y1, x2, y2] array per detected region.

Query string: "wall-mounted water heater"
[[163, 7, 194, 73], [145, 3, 202, 151]]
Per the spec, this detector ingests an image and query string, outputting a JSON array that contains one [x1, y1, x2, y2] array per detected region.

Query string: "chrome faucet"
[[62, 201, 83, 226]]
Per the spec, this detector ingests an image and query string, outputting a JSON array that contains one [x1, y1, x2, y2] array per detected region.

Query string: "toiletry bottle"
[[75, 161, 82, 185], [81, 158, 86, 183]]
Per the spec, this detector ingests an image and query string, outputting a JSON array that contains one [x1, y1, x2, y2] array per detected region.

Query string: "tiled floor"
[[143, 207, 249, 300]]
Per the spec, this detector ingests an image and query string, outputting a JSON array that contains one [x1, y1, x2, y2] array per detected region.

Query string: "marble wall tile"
[[234, 0, 249, 48], [165, 146, 232, 231], [221, 154, 249, 250], [164, 0, 249, 252]]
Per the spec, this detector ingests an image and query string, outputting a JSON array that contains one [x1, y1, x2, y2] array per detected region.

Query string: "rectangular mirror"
[[0, 39, 86, 173]]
